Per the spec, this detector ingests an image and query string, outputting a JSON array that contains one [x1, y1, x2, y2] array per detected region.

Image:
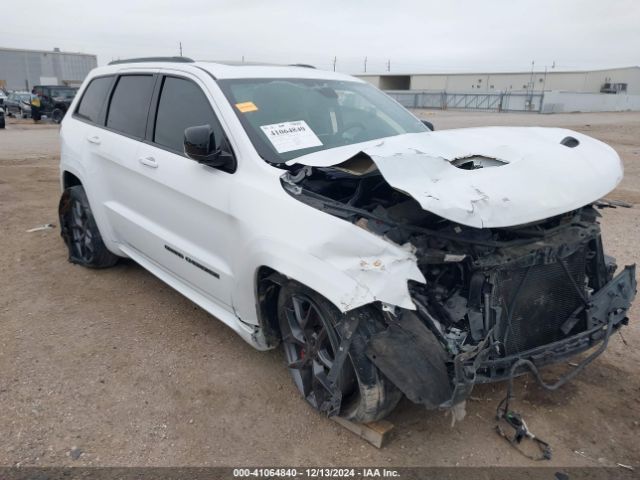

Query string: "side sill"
[[117, 243, 266, 350]]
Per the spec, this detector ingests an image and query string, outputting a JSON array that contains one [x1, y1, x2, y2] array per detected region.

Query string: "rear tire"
[[58, 185, 118, 268], [277, 281, 402, 422]]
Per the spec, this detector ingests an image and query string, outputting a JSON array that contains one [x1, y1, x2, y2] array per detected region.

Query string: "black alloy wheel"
[[277, 281, 402, 422], [58, 186, 119, 268], [280, 292, 357, 411]]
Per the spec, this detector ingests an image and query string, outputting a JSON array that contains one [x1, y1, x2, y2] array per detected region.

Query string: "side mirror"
[[184, 124, 236, 172], [421, 120, 435, 131], [184, 125, 214, 161]]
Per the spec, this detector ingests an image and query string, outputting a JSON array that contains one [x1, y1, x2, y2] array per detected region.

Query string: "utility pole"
[[332, 56, 337, 71], [364, 56, 367, 73], [386, 59, 390, 72], [179, 42, 183, 57], [528, 60, 535, 110], [242, 55, 245, 63], [528, 60, 535, 93]]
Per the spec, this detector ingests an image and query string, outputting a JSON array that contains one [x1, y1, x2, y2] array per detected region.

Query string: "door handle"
[[87, 135, 101, 145], [138, 156, 158, 168]]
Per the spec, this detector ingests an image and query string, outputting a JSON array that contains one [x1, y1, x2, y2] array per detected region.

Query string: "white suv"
[[59, 57, 635, 422]]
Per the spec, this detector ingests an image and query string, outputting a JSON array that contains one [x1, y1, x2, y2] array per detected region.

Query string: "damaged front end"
[[281, 161, 636, 410]]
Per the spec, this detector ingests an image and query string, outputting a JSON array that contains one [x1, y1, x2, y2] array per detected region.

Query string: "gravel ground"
[[0, 112, 639, 468]]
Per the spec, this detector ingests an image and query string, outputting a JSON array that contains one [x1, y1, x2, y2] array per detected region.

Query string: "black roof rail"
[[288, 63, 316, 69], [108, 56, 195, 66]]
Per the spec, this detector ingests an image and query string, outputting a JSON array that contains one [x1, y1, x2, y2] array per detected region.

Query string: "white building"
[[358, 66, 640, 95], [358, 66, 640, 113], [0, 46, 97, 91]]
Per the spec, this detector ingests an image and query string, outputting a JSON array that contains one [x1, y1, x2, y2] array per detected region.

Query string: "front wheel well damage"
[[254, 266, 456, 408], [254, 265, 401, 347], [258, 271, 404, 421], [255, 266, 285, 347]]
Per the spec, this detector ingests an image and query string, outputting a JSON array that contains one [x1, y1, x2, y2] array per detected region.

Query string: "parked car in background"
[[33, 85, 78, 123], [0, 89, 7, 107], [4, 91, 32, 118], [0, 105, 5, 129]]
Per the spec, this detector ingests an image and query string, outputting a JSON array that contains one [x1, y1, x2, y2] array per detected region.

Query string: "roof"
[[92, 60, 362, 82]]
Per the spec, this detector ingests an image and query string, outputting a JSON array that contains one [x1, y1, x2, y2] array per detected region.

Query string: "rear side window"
[[76, 77, 112, 123], [107, 75, 155, 138], [153, 76, 224, 153]]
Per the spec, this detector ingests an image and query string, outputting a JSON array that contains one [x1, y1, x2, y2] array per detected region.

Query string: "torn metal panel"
[[306, 239, 425, 311], [288, 127, 623, 228]]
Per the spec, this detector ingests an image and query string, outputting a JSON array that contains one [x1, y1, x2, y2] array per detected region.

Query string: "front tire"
[[52, 108, 64, 124], [58, 185, 118, 268], [277, 281, 402, 422]]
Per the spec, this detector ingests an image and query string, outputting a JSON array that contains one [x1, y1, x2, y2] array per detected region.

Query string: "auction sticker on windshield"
[[260, 120, 322, 153]]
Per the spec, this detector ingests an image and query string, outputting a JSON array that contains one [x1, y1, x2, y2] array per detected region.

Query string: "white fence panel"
[[385, 90, 543, 112], [541, 92, 640, 113]]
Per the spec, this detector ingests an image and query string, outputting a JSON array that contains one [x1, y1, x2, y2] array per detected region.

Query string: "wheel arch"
[[254, 266, 285, 346], [62, 170, 83, 190], [236, 233, 423, 338], [248, 251, 377, 345], [58, 169, 122, 257], [58, 184, 119, 268]]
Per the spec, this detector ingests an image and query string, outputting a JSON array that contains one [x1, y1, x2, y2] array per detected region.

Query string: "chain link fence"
[[386, 90, 544, 113]]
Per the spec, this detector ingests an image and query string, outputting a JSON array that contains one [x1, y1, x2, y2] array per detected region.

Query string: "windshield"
[[50, 88, 76, 99], [218, 78, 428, 164]]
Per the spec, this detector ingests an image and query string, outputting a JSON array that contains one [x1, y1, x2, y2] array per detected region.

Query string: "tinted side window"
[[107, 75, 155, 138], [76, 77, 113, 123], [154, 76, 223, 153]]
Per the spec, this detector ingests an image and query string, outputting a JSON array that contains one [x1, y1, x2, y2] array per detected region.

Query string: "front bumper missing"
[[447, 264, 636, 405], [368, 265, 636, 409]]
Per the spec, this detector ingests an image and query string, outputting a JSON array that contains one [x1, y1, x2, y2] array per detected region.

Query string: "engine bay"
[[282, 163, 616, 363]]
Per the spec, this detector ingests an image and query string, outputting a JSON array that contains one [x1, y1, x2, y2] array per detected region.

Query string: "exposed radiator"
[[493, 249, 587, 355]]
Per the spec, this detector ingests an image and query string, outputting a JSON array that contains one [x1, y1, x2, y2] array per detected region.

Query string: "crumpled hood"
[[288, 127, 623, 228]]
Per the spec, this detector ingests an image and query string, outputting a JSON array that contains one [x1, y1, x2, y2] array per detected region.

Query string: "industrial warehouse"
[[0, 46, 97, 91], [358, 66, 640, 113]]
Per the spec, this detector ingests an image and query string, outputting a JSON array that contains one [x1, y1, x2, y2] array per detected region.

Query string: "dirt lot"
[[1, 112, 639, 468]]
